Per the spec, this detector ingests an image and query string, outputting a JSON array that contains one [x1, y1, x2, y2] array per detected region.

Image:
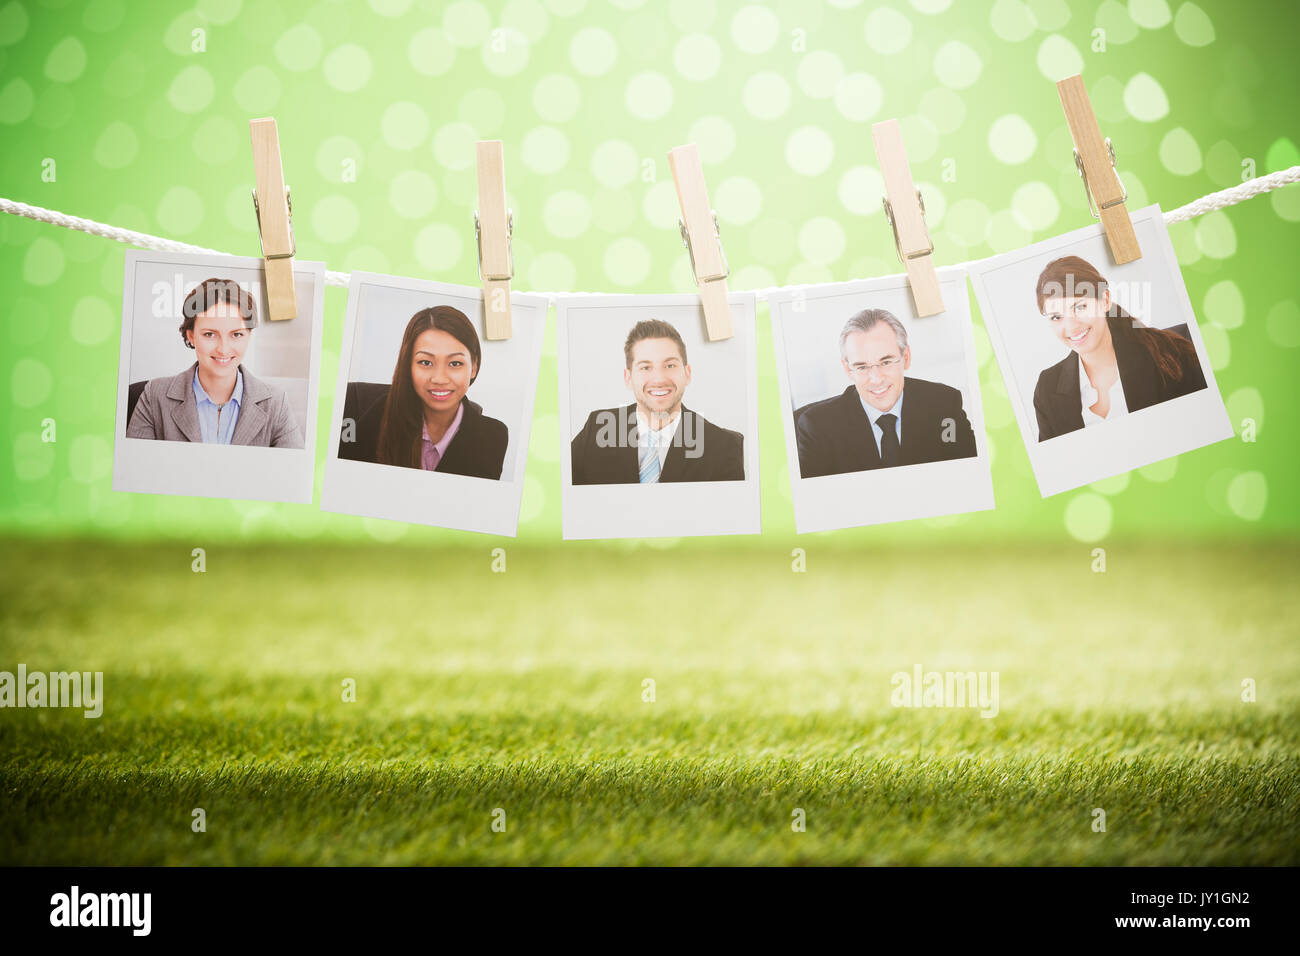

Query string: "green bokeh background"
[[2, 0, 1298, 546], [3, 0, 1300, 869]]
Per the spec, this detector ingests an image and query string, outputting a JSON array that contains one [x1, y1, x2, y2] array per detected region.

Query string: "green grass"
[[1, 538, 1298, 865]]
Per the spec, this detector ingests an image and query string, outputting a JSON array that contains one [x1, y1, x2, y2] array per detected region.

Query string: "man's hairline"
[[840, 328, 908, 364], [626, 336, 687, 369]]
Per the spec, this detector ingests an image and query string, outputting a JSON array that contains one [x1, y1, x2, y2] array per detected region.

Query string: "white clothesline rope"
[[2, 165, 1297, 302]]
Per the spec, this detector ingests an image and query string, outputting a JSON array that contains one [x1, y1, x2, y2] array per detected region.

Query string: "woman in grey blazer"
[[125, 277, 303, 448]]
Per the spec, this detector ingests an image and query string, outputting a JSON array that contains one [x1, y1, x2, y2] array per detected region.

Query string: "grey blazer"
[[125, 362, 304, 448]]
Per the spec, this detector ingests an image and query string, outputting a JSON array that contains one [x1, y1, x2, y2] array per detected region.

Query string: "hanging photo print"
[[557, 292, 760, 540], [111, 249, 325, 503], [770, 270, 995, 533], [320, 273, 548, 536], [968, 205, 1233, 497]]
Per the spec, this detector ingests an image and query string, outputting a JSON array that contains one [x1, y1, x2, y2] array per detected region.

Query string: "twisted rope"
[[3, 164, 1296, 301]]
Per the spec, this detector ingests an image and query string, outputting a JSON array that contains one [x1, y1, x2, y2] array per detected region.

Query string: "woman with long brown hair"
[[1031, 255, 1207, 442], [339, 306, 508, 479]]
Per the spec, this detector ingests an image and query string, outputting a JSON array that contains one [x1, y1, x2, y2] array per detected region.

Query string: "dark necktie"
[[877, 413, 899, 467]]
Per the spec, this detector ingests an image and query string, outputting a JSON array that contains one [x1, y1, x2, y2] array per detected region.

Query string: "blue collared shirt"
[[192, 367, 243, 444], [859, 390, 904, 458]]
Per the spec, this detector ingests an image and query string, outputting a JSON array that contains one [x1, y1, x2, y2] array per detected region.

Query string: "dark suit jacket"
[[338, 381, 508, 480], [1032, 316, 1207, 442], [794, 377, 977, 479], [570, 403, 744, 485]]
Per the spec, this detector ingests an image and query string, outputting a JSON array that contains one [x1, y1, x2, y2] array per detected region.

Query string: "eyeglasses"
[[847, 356, 902, 376]]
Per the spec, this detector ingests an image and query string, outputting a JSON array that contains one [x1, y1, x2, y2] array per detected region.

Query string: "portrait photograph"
[[968, 204, 1233, 497], [770, 270, 995, 533], [320, 273, 548, 536], [557, 292, 760, 540], [111, 249, 324, 503]]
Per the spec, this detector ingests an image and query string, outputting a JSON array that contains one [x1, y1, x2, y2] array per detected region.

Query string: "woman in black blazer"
[[1032, 255, 1207, 442], [339, 306, 508, 479]]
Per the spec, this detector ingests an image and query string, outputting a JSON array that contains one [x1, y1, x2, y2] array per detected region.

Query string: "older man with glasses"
[[793, 308, 976, 478]]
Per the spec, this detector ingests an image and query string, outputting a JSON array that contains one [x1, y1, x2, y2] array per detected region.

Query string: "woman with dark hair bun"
[[1031, 255, 1207, 442], [339, 306, 508, 480], [125, 277, 303, 447]]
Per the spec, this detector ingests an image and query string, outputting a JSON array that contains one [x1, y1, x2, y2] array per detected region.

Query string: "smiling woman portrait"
[[125, 277, 304, 447], [1032, 255, 1207, 442], [338, 305, 508, 480]]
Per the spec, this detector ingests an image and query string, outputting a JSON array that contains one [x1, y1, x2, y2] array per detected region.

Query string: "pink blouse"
[[420, 402, 464, 471]]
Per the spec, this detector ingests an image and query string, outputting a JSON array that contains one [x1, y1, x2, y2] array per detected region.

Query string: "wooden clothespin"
[[475, 140, 514, 340], [668, 144, 732, 341], [872, 119, 943, 317], [248, 118, 297, 321], [1057, 74, 1141, 264]]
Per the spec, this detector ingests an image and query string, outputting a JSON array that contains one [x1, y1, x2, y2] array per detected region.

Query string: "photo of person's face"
[[841, 322, 911, 412], [186, 302, 251, 378], [623, 337, 691, 417], [1041, 288, 1113, 358], [411, 327, 475, 415], [966, 206, 1234, 498]]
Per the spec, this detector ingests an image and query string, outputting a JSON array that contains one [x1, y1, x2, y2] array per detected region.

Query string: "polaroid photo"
[[557, 292, 761, 540], [111, 249, 325, 503], [320, 273, 547, 537], [769, 269, 995, 533], [968, 204, 1232, 497]]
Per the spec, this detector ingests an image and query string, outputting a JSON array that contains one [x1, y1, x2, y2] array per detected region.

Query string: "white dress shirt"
[[1079, 361, 1128, 427], [636, 409, 680, 470], [858, 391, 904, 458]]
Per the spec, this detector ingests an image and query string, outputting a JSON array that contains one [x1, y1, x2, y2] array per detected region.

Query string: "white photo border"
[[769, 269, 995, 534], [556, 292, 761, 541], [968, 204, 1233, 498], [319, 272, 548, 538], [110, 250, 325, 504]]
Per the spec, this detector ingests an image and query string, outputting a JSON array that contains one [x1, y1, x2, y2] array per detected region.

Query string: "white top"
[[858, 391, 904, 457], [636, 409, 680, 469], [1079, 361, 1128, 427]]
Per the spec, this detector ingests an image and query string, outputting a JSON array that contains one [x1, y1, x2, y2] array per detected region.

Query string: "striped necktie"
[[638, 429, 661, 483]]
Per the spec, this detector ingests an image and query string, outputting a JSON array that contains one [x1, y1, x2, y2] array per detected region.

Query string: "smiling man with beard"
[[570, 319, 745, 485]]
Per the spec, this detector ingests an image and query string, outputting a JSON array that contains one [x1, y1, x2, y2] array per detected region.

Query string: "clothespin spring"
[[251, 186, 295, 260], [1074, 137, 1128, 220], [474, 208, 514, 282], [882, 188, 934, 264], [678, 210, 729, 285]]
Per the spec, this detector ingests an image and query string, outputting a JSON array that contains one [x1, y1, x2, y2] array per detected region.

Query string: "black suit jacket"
[[1032, 316, 1207, 442], [570, 403, 744, 485], [338, 381, 508, 480], [794, 377, 977, 479]]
